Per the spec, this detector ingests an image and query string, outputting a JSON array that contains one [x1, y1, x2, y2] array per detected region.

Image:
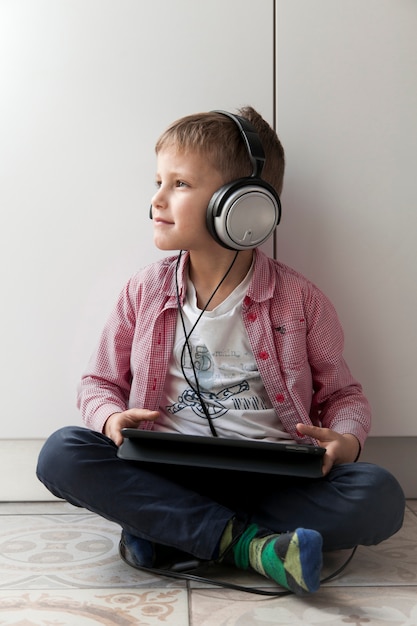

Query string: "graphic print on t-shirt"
[[166, 339, 268, 422]]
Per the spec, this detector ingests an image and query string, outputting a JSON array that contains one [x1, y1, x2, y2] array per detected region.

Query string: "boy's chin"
[[153, 236, 174, 251], [154, 241, 180, 252]]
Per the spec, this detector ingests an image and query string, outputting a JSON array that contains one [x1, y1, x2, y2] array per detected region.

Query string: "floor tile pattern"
[[0, 588, 188, 625], [0, 501, 416, 625]]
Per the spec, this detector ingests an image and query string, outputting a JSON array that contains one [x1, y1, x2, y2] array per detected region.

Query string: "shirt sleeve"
[[77, 278, 137, 433], [306, 284, 371, 448]]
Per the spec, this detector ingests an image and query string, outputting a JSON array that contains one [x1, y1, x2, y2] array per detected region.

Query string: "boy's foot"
[[119, 531, 199, 571], [119, 531, 154, 568], [220, 521, 323, 595]]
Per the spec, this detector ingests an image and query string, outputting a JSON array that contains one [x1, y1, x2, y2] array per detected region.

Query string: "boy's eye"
[[155, 180, 188, 188]]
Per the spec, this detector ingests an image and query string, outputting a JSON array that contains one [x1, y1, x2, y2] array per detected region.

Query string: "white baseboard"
[[0, 438, 415, 502], [0, 440, 59, 501]]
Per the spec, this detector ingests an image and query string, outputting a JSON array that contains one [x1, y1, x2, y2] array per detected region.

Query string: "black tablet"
[[118, 429, 325, 478]]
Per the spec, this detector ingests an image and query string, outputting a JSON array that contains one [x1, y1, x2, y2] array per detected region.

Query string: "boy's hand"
[[104, 409, 159, 447], [296, 423, 360, 476]]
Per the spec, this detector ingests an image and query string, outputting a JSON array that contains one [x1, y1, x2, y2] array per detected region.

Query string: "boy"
[[37, 107, 404, 595]]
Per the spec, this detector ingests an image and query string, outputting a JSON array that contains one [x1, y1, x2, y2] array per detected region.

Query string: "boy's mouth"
[[154, 217, 173, 225]]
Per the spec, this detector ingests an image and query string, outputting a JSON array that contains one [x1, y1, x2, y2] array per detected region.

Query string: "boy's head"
[[155, 106, 285, 196]]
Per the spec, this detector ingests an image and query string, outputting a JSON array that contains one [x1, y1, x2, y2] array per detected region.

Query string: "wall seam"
[[272, 0, 277, 259]]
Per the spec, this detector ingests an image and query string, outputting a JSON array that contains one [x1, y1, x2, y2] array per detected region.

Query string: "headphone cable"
[[120, 545, 358, 597], [175, 250, 239, 436]]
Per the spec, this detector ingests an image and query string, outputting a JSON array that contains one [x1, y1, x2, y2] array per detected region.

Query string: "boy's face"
[[151, 147, 225, 252]]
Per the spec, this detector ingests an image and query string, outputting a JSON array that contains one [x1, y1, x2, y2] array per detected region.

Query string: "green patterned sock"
[[220, 521, 323, 595]]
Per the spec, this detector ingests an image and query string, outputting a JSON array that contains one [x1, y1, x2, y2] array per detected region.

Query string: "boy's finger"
[[296, 423, 335, 442], [126, 409, 159, 422]]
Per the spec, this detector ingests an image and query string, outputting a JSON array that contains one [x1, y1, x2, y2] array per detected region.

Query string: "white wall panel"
[[0, 0, 274, 438], [276, 0, 417, 435]]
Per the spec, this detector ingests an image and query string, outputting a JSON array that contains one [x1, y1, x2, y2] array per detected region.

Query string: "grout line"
[[186, 580, 193, 626]]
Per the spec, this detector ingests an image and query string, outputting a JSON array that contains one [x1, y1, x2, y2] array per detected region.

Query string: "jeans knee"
[[362, 463, 404, 507], [36, 426, 90, 486], [356, 463, 405, 541]]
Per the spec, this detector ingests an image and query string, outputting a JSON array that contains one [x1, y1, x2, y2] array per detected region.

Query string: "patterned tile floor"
[[0, 500, 416, 625]]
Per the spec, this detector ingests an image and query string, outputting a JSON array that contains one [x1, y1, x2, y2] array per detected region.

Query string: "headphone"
[[207, 110, 281, 250], [150, 110, 281, 251]]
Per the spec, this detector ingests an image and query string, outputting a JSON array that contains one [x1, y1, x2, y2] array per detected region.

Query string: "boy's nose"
[[151, 187, 166, 209]]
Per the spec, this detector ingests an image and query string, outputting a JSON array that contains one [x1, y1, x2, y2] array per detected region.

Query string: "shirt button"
[[248, 312, 257, 322], [259, 351, 269, 360], [243, 296, 251, 307], [275, 393, 285, 403]]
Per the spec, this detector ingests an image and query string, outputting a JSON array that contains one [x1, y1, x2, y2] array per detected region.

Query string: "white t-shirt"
[[157, 268, 292, 441]]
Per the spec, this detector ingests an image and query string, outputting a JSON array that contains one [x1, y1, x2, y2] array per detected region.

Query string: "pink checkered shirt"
[[78, 249, 371, 447]]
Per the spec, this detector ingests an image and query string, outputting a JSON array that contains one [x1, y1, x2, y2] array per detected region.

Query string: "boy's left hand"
[[295, 423, 360, 476]]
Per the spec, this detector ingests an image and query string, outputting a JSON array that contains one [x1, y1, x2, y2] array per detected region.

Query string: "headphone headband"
[[212, 110, 266, 178]]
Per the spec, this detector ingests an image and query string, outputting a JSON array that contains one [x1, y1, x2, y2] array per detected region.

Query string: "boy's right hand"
[[103, 409, 159, 447]]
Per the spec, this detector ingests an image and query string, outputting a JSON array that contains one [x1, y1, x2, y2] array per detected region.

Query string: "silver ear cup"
[[207, 182, 281, 250]]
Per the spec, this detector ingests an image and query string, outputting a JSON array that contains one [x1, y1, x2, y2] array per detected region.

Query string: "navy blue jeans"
[[36, 426, 405, 560]]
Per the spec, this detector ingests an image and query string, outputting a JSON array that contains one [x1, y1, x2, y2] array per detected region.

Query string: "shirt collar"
[[161, 251, 190, 306], [162, 248, 276, 306], [245, 248, 277, 303]]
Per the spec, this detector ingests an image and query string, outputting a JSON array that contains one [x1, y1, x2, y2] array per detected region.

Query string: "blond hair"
[[155, 106, 285, 195]]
